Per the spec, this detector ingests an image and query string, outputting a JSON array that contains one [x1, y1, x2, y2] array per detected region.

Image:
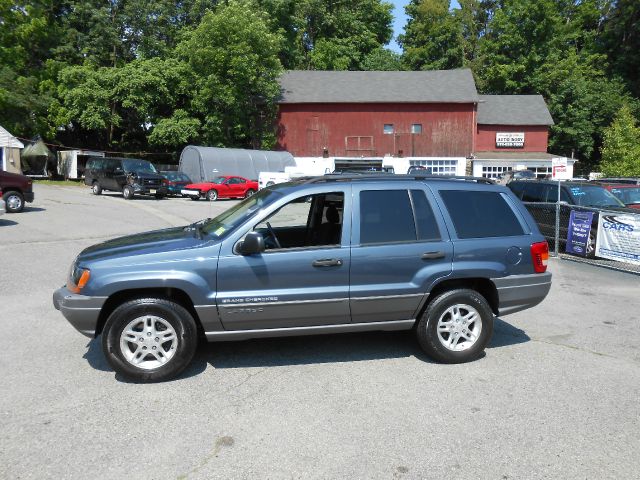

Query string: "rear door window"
[[360, 190, 416, 244], [440, 190, 525, 238]]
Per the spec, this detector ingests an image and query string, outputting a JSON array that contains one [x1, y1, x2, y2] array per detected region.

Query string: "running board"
[[204, 319, 416, 342]]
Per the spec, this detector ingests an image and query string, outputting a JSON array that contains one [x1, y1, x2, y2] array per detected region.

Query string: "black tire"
[[91, 182, 102, 195], [3, 190, 24, 213], [189, 195, 200, 201], [245, 189, 255, 198], [155, 194, 165, 200], [206, 189, 218, 201], [123, 185, 134, 200], [101, 298, 198, 382], [416, 289, 494, 363], [266, 181, 275, 187], [585, 230, 596, 258]]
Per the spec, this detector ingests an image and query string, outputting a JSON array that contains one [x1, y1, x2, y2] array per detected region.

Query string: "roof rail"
[[296, 174, 495, 185]]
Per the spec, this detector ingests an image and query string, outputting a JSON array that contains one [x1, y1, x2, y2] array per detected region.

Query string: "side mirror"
[[238, 231, 265, 255]]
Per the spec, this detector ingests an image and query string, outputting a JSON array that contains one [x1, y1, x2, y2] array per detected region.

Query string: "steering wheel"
[[266, 222, 282, 249]]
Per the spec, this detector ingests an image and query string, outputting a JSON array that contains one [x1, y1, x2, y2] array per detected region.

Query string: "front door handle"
[[313, 258, 343, 267], [421, 251, 445, 260]]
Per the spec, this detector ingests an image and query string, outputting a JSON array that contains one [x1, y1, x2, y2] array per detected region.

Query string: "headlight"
[[67, 262, 91, 293]]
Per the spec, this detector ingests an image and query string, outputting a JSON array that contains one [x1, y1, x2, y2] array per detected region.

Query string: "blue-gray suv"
[[54, 175, 552, 382]]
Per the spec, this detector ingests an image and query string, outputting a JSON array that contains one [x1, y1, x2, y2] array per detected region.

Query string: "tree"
[[362, 48, 405, 71], [259, 0, 394, 70], [600, 105, 640, 176], [399, 0, 464, 70], [176, 0, 283, 148]]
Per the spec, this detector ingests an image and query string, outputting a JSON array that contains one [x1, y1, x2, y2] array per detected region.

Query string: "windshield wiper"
[[185, 218, 211, 239]]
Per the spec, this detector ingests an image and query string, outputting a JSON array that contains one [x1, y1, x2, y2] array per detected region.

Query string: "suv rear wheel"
[[3, 190, 24, 213], [416, 289, 493, 363], [102, 298, 198, 382]]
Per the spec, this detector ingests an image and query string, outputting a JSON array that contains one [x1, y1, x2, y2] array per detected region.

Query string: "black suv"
[[55, 174, 552, 382], [507, 180, 631, 256], [84, 157, 167, 200]]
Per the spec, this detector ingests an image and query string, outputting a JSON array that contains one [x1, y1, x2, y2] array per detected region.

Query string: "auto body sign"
[[595, 212, 640, 265]]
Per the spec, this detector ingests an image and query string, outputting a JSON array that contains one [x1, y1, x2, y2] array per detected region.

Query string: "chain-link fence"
[[522, 201, 640, 275]]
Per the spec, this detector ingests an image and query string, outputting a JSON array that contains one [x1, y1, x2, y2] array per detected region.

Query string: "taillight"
[[530, 241, 549, 273]]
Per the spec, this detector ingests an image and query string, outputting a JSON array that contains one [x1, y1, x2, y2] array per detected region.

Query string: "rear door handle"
[[421, 251, 445, 260], [313, 258, 343, 267]]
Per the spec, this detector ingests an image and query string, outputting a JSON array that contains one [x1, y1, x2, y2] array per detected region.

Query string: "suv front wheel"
[[102, 298, 198, 382], [416, 289, 494, 363]]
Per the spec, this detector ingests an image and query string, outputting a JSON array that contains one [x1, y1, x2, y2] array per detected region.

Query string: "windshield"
[[569, 185, 625, 207], [163, 172, 191, 182], [122, 159, 157, 174], [609, 186, 640, 205], [211, 177, 228, 184], [201, 188, 283, 238]]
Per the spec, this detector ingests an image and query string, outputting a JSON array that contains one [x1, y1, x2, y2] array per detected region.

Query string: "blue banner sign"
[[566, 210, 594, 256]]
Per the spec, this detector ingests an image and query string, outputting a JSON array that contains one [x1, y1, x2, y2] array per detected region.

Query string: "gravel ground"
[[0, 183, 639, 480]]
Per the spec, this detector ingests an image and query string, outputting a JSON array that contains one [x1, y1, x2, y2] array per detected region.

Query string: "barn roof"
[[478, 95, 554, 125], [278, 69, 479, 104]]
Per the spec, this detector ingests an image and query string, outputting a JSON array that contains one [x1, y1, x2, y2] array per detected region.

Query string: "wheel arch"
[[418, 277, 499, 319], [95, 287, 204, 338]]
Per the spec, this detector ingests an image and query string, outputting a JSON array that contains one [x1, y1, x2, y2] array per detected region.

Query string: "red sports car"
[[181, 176, 259, 201]]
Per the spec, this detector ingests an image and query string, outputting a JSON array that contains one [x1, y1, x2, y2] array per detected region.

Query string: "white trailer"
[[57, 149, 105, 179]]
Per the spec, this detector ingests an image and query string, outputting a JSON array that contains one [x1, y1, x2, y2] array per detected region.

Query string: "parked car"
[[160, 171, 192, 196], [597, 177, 640, 185], [495, 169, 537, 185], [181, 175, 258, 201], [54, 174, 552, 382], [507, 180, 632, 256], [598, 183, 640, 209], [0, 170, 35, 213], [84, 157, 167, 200], [406, 166, 433, 175]]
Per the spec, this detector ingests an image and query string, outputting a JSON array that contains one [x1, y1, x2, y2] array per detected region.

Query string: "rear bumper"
[[24, 191, 34, 203], [53, 287, 107, 338], [492, 272, 552, 316]]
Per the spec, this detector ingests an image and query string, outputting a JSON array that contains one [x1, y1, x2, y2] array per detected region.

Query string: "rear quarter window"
[[440, 190, 525, 239]]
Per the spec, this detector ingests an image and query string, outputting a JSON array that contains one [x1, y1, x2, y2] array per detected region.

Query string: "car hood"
[[78, 226, 209, 263]]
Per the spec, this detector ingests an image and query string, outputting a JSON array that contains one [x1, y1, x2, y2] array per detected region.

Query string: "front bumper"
[[181, 189, 200, 197], [493, 272, 552, 316], [53, 287, 108, 338], [133, 184, 167, 196]]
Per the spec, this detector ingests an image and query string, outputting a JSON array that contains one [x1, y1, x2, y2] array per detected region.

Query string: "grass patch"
[[33, 179, 86, 187]]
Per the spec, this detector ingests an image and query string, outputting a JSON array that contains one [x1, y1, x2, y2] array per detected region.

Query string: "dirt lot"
[[1, 184, 639, 479]]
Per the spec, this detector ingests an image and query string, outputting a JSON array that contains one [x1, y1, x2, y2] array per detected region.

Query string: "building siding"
[[476, 124, 549, 152], [277, 103, 475, 158]]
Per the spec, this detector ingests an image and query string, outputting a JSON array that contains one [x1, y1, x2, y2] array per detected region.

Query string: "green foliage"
[[177, 1, 283, 148], [399, 0, 464, 70], [259, 0, 394, 70], [600, 105, 640, 177], [362, 48, 405, 71]]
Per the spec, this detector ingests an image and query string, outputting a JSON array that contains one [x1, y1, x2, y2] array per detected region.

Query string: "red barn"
[[277, 70, 477, 158], [276, 70, 570, 177]]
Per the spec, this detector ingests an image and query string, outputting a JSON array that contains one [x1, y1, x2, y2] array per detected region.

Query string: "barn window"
[[383, 124, 394, 134], [411, 124, 422, 134]]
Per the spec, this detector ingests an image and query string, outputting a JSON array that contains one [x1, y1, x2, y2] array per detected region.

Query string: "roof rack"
[[296, 174, 495, 185]]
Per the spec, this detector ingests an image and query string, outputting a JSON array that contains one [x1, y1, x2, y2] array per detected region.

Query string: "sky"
[[389, 0, 461, 52]]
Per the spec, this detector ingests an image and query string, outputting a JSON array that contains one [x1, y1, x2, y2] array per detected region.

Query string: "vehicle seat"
[[314, 205, 341, 245]]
